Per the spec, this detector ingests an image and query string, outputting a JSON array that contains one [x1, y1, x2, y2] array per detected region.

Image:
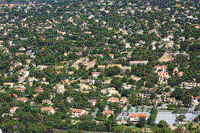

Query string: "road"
[[91, 108, 99, 120]]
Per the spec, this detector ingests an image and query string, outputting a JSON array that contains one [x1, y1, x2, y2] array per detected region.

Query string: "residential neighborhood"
[[0, 0, 200, 133]]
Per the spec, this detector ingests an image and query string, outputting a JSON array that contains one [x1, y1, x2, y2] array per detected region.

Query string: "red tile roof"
[[130, 114, 148, 117]]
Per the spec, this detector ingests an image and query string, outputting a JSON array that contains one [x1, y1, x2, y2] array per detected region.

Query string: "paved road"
[[91, 108, 99, 120]]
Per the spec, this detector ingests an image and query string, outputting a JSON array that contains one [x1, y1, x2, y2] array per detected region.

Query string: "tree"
[[164, 87, 170, 92], [1, 101, 10, 113], [34, 91, 50, 104], [25, 87, 36, 98], [160, 127, 171, 133], [190, 87, 200, 97], [95, 123, 107, 132], [157, 120, 169, 128], [171, 87, 183, 100], [128, 92, 137, 106], [67, 129, 83, 133], [147, 107, 158, 126], [150, 92, 157, 100], [110, 77, 123, 91], [105, 66, 121, 77], [145, 80, 154, 88], [182, 91, 192, 107], [77, 120, 96, 131], [124, 128, 133, 133], [95, 111, 104, 121], [0, 53, 11, 73], [194, 104, 200, 111], [105, 114, 117, 131], [113, 125, 126, 133], [1, 116, 16, 133], [136, 117, 147, 128], [177, 115, 186, 122]]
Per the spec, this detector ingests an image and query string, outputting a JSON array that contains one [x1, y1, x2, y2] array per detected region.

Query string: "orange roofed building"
[[71, 109, 88, 117], [16, 97, 28, 103], [107, 97, 119, 103], [41, 107, 55, 115], [130, 113, 148, 122], [102, 110, 114, 117]]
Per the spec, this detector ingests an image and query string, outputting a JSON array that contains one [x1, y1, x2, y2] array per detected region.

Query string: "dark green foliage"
[[147, 107, 158, 126], [105, 66, 121, 77], [157, 120, 169, 128], [136, 117, 147, 128]]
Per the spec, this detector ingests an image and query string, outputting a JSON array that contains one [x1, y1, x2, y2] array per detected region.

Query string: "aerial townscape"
[[0, 0, 200, 132]]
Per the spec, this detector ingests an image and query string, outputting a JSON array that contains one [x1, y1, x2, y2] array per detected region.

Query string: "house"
[[101, 89, 107, 94], [131, 75, 142, 81], [9, 66, 14, 71], [26, 59, 31, 64], [15, 52, 24, 56], [93, 54, 103, 58], [129, 113, 148, 122], [120, 97, 128, 105], [109, 54, 114, 59], [56, 85, 66, 94], [41, 107, 55, 115], [67, 97, 74, 103], [15, 88, 26, 93], [55, 66, 64, 69], [3, 82, 14, 88], [193, 96, 200, 102], [107, 88, 120, 96], [68, 71, 74, 75], [121, 66, 131, 73], [80, 79, 89, 84], [107, 87, 116, 94], [71, 109, 88, 117], [154, 65, 167, 72], [42, 100, 53, 106], [10, 94, 18, 98], [102, 110, 114, 117], [16, 97, 28, 103], [107, 97, 119, 103], [14, 62, 22, 67], [80, 84, 91, 91], [10, 107, 19, 114], [19, 47, 26, 51], [37, 65, 48, 70], [102, 79, 112, 85], [125, 43, 131, 48], [83, 31, 91, 34], [123, 84, 133, 90], [19, 70, 29, 78], [107, 64, 122, 68], [92, 72, 100, 78], [34, 88, 44, 93], [181, 82, 199, 88], [98, 65, 106, 69], [129, 60, 148, 66], [72, 64, 79, 70], [28, 77, 38, 82], [178, 71, 183, 77], [88, 99, 96, 106], [162, 37, 170, 42], [61, 79, 69, 84], [41, 82, 49, 85], [141, 127, 153, 133]]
